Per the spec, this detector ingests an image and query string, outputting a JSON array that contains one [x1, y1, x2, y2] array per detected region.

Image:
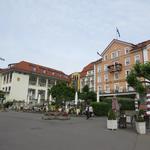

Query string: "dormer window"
[[43, 70, 46, 74], [32, 67, 36, 72]]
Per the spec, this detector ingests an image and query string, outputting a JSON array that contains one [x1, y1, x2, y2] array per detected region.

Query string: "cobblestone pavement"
[[0, 112, 150, 150]]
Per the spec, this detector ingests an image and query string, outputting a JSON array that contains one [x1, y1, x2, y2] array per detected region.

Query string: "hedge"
[[102, 98, 135, 111], [118, 100, 135, 110], [91, 102, 111, 116]]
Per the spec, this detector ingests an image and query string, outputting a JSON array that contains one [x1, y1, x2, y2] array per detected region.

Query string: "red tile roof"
[[1, 61, 69, 81], [131, 40, 150, 51], [80, 62, 94, 78]]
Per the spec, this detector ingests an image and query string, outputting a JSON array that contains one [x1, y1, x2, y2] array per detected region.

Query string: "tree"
[[0, 90, 5, 108], [48, 82, 75, 105], [0, 90, 5, 102], [126, 62, 150, 97], [79, 85, 96, 103]]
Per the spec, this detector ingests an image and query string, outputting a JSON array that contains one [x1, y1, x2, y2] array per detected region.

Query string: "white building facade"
[[0, 61, 69, 103]]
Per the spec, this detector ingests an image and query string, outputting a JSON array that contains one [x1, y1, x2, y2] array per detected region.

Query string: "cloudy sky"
[[0, 0, 150, 74]]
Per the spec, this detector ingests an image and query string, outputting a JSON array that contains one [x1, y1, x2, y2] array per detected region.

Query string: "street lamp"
[[0, 57, 5, 61]]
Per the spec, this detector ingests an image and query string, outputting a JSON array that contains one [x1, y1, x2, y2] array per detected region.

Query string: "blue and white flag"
[[116, 27, 120, 37]]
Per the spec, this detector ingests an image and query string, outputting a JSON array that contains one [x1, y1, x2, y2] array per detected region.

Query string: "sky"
[[0, 0, 150, 74]]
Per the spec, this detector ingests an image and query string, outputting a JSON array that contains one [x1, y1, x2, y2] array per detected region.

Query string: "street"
[[0, 112, 150, 150]]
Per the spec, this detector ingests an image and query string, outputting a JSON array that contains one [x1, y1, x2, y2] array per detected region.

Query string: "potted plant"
[[135, 109, 146, 134], [107, 109, 118, 130]]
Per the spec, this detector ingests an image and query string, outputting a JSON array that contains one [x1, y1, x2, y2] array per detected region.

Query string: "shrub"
[[135, 109, 145, 122], [108, 109, 117, 120], [91, 102, 111, 116], [118, 100, 135, 110], [3, 102, 13, 108]]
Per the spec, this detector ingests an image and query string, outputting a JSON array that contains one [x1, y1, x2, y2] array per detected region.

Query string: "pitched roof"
[[100, 39, 134, 56], [131, 40, 150, 51], [80, 62, 94, 78], [1, 61, 69, 81]]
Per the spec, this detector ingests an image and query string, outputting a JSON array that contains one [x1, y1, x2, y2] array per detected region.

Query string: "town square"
[[0, 0, 150, 150]]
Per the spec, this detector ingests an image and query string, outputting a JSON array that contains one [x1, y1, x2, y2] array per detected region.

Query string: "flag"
[[0, 57, 5, 61], [116, 27, 120, 37]]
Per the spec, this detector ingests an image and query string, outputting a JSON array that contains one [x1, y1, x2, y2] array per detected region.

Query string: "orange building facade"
[[95, 39, 150, 97]]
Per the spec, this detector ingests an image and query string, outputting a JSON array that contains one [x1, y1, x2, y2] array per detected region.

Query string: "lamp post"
[[0, 57, 5, 61]]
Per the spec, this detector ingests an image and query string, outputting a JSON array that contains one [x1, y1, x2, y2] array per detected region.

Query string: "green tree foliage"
[[79, 85, 96, 102], [0, 90, 5, 101], [48, 82, 75, 104], [126, 62, 150, 96]]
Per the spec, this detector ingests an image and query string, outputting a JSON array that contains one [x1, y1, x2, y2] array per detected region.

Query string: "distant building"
[[69, 72, 80, 91], [95, 39, 150, 97], [0, 61, 69, 103], [80, 62, 95, 92]]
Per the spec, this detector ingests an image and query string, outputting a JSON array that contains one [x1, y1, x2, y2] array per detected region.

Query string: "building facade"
[[95, 39, 150, 97], [0, 61, 69, 103], [69, 72, 80, 91], [80, 62, 95, 92]]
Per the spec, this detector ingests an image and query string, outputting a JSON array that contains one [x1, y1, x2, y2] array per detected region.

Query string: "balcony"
[[98, 88, 136, 97], [107, 63, 122, 73], [29, 81, 37, 86]]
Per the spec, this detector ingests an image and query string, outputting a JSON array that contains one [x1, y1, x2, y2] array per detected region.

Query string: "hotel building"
[[95, 39, 150, 97]]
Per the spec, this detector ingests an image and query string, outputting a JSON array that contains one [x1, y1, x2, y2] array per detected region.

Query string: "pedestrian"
[[85, 105, 90, 119], [89, 105, 93, 118]]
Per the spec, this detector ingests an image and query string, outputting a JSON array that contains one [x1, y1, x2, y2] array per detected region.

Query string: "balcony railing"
[[29, 81, 37, 85], [38, 82, 46, 87], [99, 88, 135, 95], [107, 63, 122, 73]]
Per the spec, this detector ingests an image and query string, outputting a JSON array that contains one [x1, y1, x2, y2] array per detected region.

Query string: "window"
[[104, 73, 108, 82], [125, 57, 130, 66], [114, 72, 119, 80], [8, 86, 11, 92], [32, 66, 36, 72], [111, 51, 119, 59], [134, 55, 140, 63], [105, 84, 110, 93], [104, 64, 108, 72], [3, 75, 6, 83], [43, 70, 46, 74], [125, 47, 130, 54], [114, 83, 119, 93], [98, 75, 101, 83], [125, 70, 130, 77], [111, 52, 116, 59], [104, 55, 108, 61], [97, 65, 101, 73]]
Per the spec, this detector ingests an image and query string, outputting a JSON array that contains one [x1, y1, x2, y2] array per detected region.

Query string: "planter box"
[[107, 119, 118, 130], [135, 122, 146, 134]]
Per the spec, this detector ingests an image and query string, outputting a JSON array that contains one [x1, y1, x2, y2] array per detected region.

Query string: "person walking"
[[89, 105, 93, 118], [85, 105, 90, 119]]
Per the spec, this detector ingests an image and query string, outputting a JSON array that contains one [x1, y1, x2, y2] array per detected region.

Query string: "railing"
[[38, 82, 46, 87], [99, 88, 136, 95], [107, 63, 122, 73], [29, 81, 37, 85]]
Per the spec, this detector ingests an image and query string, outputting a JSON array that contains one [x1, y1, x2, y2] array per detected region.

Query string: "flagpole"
[[116, 27, 120, 40]]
